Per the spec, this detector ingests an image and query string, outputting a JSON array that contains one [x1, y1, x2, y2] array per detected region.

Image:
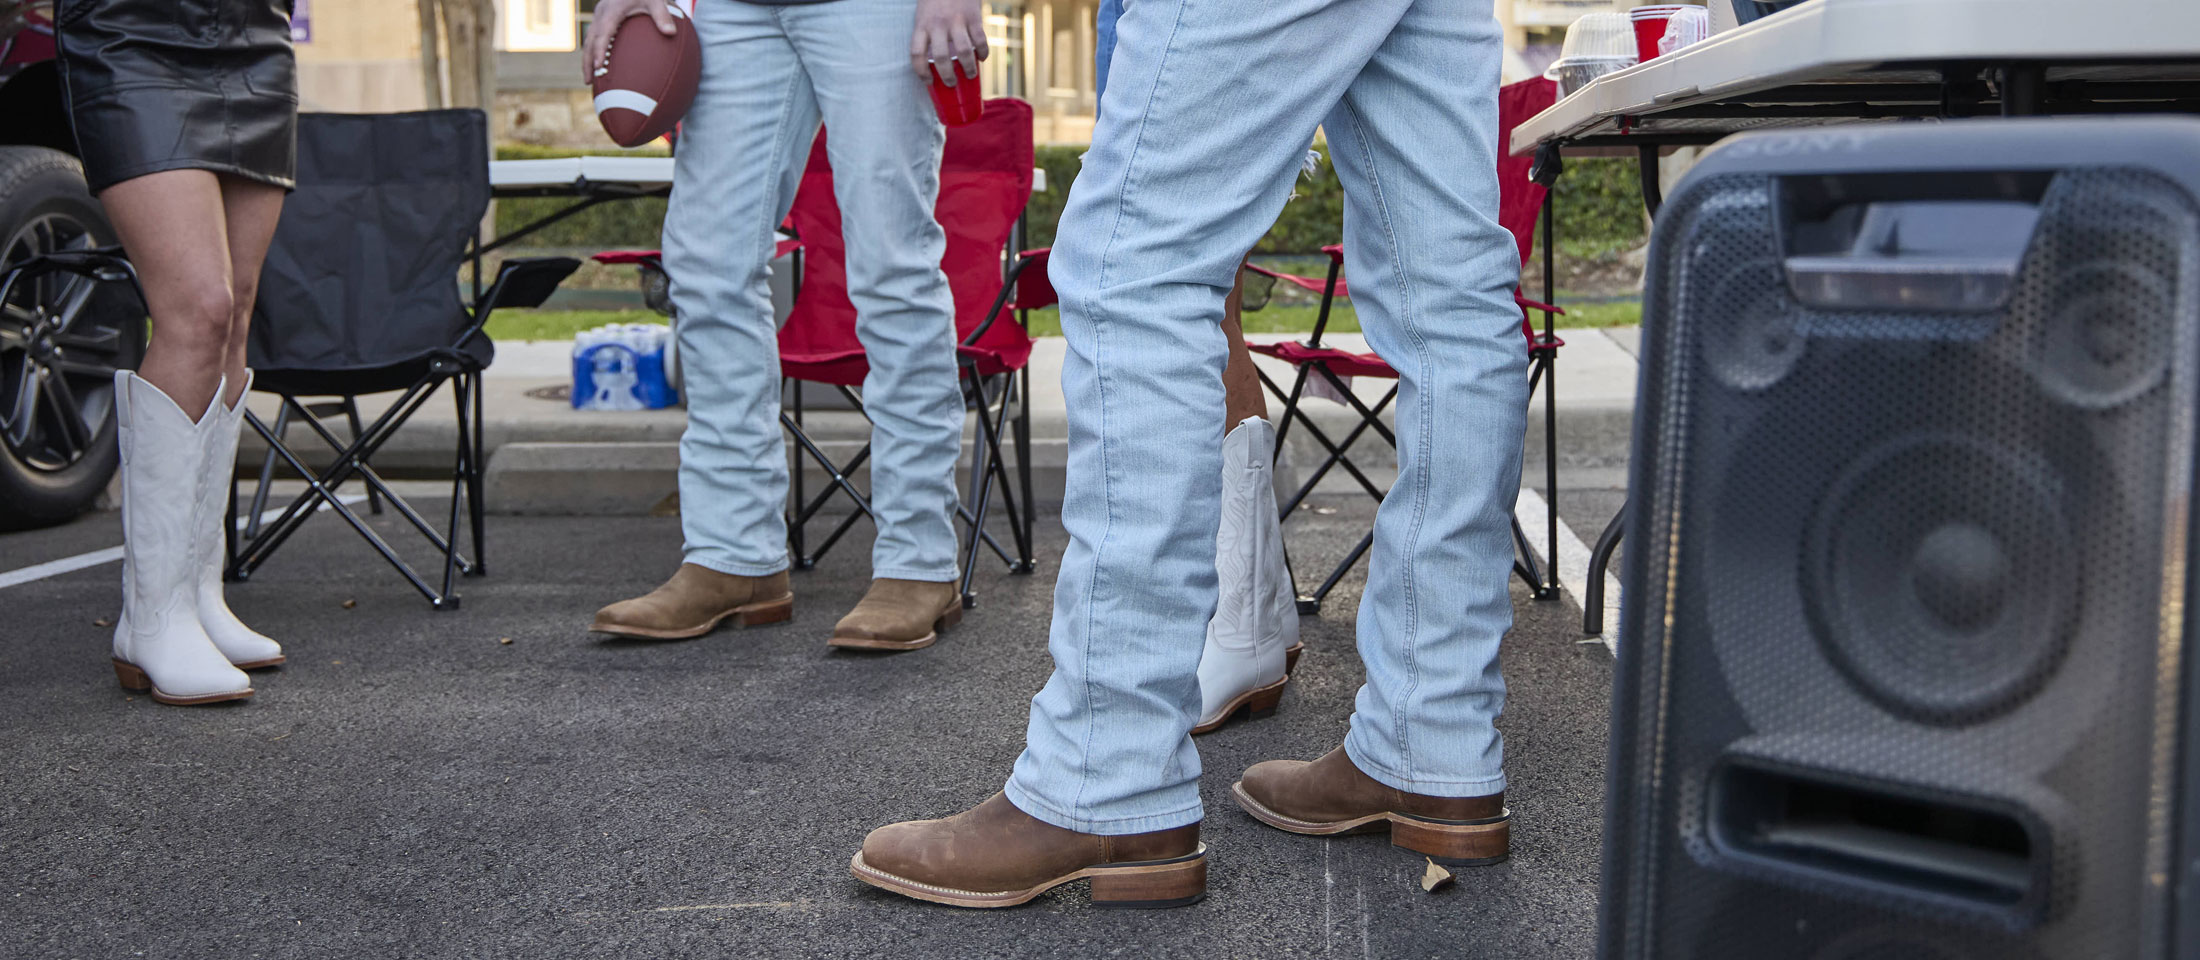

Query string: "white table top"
[[488, 156, 1051, 193], [1510, 0, 2200, 155], [489, 156, 677, 191]]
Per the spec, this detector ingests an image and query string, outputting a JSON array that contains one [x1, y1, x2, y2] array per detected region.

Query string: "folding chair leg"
[[276, 392, 475, 577], [1536, 351, 1560, 601], [237, 407, 454, 606], [1511, 517, 1547, 594], [467, 371, 488, 575], [1013, 369, 1036, 573], [344, 396, 383, 516], [1308, 530, 1374, 609], [434, 376, 472, 609], [244, 402, 292, 541], [957, 381, 998, 610], [1585, 503, 1626, 635], [781, 404, 880, 569], [788, 378, 807, 567]]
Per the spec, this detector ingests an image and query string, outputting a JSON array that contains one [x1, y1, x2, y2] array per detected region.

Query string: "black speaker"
[[1602, 118, 2200, 960]]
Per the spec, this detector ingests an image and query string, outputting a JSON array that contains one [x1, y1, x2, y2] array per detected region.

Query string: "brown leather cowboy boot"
[[1232, 746, 1509, 865], [827, 578, 962, 651], [590, 564, 793, 639], [852, 793, 1206, 909]]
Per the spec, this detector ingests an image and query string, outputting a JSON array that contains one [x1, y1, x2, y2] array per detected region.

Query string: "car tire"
[[0, 146, 144, 532]]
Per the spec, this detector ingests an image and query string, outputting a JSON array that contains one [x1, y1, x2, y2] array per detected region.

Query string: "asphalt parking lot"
[[0, 496, 1615, 959]]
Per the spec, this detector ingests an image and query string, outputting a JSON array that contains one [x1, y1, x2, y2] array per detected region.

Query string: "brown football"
[[591, 5, 702, 148]]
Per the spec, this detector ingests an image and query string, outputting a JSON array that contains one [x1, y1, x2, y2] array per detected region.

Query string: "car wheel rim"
[[1, 212, 131, 473]]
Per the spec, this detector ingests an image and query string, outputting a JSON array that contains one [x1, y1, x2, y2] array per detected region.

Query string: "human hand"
[[910, 0, 989, 87], [583, 0, 680, 85]]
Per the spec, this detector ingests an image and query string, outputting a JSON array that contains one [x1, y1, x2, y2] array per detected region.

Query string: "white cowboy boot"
[[197, 371, 283, 668], [1193, 416, 1299, 734], [110, 371, 254, 705]]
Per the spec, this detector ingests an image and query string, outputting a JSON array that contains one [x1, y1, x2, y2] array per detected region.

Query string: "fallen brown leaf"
[[341, 599, 357, 609], [1420, 858, 1454, 893], [499, 637, 514, 645], [93, 618, 113, 628]]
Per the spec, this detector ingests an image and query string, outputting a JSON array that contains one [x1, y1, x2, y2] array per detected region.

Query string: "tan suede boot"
[[1232, 746, 1510, 865], [852, 793, 1205, 909], [826, 578, 961, 651], [590, 564, 793, 640]]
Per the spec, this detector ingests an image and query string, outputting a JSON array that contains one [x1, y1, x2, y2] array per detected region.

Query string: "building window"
[[983, 4, 1027, 99], [504, 0, 576, 52]]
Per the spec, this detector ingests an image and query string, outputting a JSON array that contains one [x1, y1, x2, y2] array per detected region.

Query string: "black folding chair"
[[229, 109, 578, 609]]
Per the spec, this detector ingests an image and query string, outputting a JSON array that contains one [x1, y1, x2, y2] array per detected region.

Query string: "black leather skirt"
[[55, 0, 298, 193]]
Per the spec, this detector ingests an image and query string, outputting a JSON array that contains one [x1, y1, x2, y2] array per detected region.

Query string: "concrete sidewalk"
[[237, 329, 1640, 517]]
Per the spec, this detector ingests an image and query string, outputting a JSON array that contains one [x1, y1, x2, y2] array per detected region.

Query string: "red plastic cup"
[[1629, 5, 1692, 61], [927, 61, 984, 127]]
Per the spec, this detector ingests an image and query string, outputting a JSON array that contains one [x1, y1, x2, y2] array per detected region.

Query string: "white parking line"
[[1515, 486, 1621, 656], [0, 494, 370, 591]]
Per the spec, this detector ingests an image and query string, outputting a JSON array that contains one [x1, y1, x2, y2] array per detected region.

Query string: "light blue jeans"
[[1006, 0, 1523, 834], [662, 0, 964, 583]]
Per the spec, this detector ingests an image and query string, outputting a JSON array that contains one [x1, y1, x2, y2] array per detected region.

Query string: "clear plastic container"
[[1659, 6, 1713, 55], [1545, 11, 1638, 97], [1557, 11, 1638, 60]]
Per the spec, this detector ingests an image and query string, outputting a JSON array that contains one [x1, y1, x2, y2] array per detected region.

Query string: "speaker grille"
[[1607, 166, 2200, 959]]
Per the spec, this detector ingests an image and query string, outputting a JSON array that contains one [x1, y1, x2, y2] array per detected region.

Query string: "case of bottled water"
[[572, 323, 678, 410]]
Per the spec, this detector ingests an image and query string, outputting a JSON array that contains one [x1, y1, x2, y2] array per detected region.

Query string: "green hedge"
[[493, 144, 671, 248], [493, 142, 1646, 258]]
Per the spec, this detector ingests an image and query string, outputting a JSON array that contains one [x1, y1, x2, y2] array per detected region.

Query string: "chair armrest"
[[963, 251, 1043, 347], [1514, 295, 1565, 316], [474, 256, 582, 313]]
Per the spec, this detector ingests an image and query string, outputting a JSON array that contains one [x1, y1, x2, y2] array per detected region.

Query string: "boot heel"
[[1391, 813, 1510, 866], [737, 595, 795, 627], [1244, 676, 1289, 720], [1089, 849, 1207, 909], [112, 658, 152, 693], [934, 603, 964, 632]]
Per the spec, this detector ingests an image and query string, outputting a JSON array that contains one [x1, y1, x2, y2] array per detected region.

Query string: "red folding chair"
[[1245, 78, 1565, 614], [593, 98, 1042, 608]]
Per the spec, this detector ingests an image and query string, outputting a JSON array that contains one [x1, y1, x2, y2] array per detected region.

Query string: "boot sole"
[[1191, 674, 1290, 736], [1189, 643, 1306, 736], [590, 594, 795, 640], [231, 655, 286, 670], [1229, 781, 1510, 866], [849, 845, 1206, 909], [112, 659, 254, 706], [827, 603, 962, 652]]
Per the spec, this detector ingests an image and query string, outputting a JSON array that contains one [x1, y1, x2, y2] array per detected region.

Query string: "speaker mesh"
[[1607, 166, 2200, 960]]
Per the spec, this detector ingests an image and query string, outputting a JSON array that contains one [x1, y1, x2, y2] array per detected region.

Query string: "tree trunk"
[[442, 0, 480, 109], [471, 0, 498, 129], [416, 0, 443, 109], [438, 0, 499, 133]]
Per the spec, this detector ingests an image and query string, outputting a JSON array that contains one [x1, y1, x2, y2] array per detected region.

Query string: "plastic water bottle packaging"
[[572, 322, 679, 410]]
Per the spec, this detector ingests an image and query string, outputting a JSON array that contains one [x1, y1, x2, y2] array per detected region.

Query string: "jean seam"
[[1064, 0, 1196, 826], [1341, 93, 1430, 785]]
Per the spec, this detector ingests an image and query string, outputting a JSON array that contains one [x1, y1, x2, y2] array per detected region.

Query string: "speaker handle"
[[1779, 171, 2052, 313]]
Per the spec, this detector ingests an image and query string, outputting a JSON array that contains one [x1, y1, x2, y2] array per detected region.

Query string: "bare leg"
[[215, 178, 287, 407], [1221, 258, 1268, 429], [99, 170, 235, 416]]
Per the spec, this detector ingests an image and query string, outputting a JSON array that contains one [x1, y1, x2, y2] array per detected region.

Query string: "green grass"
[[1018, 299, 1641, 338], [486, 309, 664, 342], [489, 299, 1643, 343]]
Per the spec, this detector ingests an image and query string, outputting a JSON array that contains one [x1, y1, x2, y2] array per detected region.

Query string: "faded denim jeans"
[[1006, 0, 1524, 833], [661, 0, 964, 583]]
